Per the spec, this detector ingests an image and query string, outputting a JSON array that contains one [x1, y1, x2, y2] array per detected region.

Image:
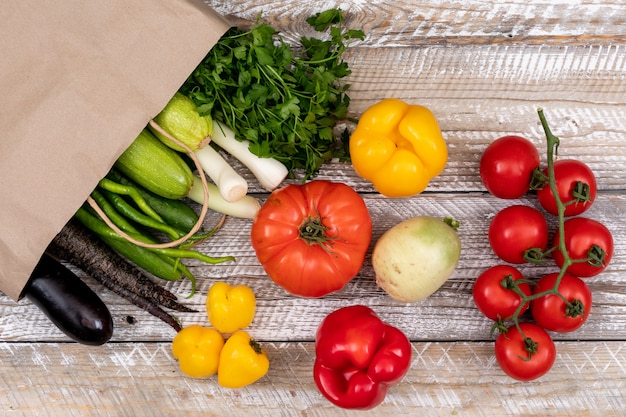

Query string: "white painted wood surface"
[[1, 1, 625, 415]]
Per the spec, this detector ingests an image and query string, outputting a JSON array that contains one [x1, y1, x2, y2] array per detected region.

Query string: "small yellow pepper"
[[349, 98, 448, 197], [171, 324, 224, 379], [206, 282, 256, 333], [217, 330, 270, 388]]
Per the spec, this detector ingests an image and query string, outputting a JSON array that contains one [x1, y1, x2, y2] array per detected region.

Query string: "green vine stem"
[[537, 108, 574, 275], [499, 109, 577, 343]]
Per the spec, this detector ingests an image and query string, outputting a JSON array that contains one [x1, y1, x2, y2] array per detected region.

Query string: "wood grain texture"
[[0, 341, 624, 417], [205, 0, 626, 46], [1, 0, 625, 415]]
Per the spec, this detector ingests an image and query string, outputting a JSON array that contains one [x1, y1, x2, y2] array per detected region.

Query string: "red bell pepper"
[[313, 305, 412, 410]]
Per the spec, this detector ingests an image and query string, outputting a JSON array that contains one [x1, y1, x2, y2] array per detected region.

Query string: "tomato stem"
[[585, 244, 607, 268], [523, 247, 549, 264], [570, 181, 593, 204], [491, 319, 509, 336], [537, 109, 577, 291], [299, 215, 339, 253], [529, 167, 548, 190], [522, 336, 539, 360]]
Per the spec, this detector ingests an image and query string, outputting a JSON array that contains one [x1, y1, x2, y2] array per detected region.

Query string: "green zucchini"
[[114, 129, 193, 199], [149, 92, 213, 152]]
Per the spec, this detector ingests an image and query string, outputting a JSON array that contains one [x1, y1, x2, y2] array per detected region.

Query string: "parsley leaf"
[[180, 9, 364, 180]]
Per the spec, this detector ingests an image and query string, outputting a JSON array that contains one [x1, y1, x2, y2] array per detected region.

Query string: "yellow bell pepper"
[[349, 98, 448, 197], [218, 330, 270, 388], [206, 282, 256, 333], [171, 324, 225, 379]]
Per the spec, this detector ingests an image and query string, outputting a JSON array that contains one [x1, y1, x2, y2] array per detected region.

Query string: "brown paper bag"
[[0, 0, 230, 300]]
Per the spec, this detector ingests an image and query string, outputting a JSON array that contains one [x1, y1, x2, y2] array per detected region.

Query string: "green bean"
[[74, 207, 235, 294], [80, 207, 233, 264], [79, 205, 231, 262], [177, 215, 226, 249], [78, 206, 155, 244], [89, 189, 142, 236], [154, 247, 234, 265], [100, 188, 185, 240], [75, 208, 181, 278], [107, 169, 199, 234], [76, 206, 201, 293], [98, 178, 164, 223]]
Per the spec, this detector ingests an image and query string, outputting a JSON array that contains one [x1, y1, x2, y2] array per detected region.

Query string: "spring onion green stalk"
[[211, 121, 288, 191]]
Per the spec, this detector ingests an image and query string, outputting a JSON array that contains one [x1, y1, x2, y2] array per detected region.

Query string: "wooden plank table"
[[1, 1, 624, 415]]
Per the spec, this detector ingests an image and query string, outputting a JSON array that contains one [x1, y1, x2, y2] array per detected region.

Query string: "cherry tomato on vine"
[[250, 180, 372, 298], [552, 217, 614, 278], [531, 272, 592, 333], [536, 159, 597, 217], [480, 136, 540, 199], [473, 265, 531, 321], [495, 322, 556, 381], [488, 205, 548, 264]]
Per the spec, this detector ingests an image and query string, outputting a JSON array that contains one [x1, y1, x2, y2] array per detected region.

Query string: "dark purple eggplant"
[[23, 253, 113, 345]]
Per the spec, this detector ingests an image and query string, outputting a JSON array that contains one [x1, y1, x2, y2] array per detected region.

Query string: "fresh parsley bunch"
[[181, 9, 365, 179]]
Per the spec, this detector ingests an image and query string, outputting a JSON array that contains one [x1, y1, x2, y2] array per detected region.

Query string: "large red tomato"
[[536, 159, 597, 217], [250, 180, 372, 297]]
